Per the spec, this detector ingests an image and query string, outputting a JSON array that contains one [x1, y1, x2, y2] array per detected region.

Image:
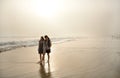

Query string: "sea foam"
[[0, 37, 76, 52]]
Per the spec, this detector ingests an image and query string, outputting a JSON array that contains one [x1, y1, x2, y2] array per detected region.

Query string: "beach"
[[0, 39, 120, 78]]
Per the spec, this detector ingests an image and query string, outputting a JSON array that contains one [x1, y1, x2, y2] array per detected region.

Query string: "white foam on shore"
[[1, 36, 119, 52], [0, 37, 77, 52]]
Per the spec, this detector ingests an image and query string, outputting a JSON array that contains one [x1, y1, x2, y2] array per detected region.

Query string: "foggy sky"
[[0, 0, 120, 37]]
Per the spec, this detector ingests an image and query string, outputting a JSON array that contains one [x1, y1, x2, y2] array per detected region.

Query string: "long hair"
[[40, 36, 44, 41], [45, 35, 51, 47]]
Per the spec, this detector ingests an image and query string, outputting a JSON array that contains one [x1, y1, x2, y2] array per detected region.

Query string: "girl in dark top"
[[44, 35, 52, 63], [38, 36, 45, 63]]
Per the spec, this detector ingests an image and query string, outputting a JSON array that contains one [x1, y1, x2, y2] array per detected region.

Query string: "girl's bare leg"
[[42, 53, 45, 62], [47, 53, 50, 63], [40, 53, 42, 63]]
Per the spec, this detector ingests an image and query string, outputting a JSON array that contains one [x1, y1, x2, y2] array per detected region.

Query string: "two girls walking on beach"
[[38, 35, 52, 64]]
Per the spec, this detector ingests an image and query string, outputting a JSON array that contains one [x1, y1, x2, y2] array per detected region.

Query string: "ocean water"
[[0, 35, 119, 52], [0, 37, 77, 52]]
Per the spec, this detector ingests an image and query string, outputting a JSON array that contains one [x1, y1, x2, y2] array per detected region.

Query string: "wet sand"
[[0, 39, 120, 78]]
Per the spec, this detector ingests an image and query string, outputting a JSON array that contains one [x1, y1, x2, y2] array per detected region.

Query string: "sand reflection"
[[39, 62, 52, 78]]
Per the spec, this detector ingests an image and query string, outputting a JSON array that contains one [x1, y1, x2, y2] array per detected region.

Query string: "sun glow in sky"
[[0, 0, 120, 37], [32, 0, 63, 18]]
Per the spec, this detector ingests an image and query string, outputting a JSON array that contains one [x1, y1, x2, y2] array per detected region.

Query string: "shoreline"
[[0, 39, 120, 78], [0, 37, 77, 53]]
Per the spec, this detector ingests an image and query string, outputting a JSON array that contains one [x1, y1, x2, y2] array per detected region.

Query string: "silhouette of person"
[[38, 36, 46, 64], [44, 35, 52, 63]]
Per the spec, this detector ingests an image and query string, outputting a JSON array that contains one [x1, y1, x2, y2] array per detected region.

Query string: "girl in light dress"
[[38, 36, 46, 63]]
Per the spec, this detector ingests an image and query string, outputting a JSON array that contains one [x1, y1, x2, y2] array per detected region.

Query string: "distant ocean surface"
[[0, 37, 78, 52], [0, 35, 119, 52]]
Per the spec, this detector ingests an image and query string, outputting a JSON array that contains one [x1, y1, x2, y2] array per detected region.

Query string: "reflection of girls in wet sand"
[[39, 63, 52, 78]]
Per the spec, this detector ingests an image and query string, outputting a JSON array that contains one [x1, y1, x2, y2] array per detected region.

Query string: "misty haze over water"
[[0, 0, 120, 38]]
